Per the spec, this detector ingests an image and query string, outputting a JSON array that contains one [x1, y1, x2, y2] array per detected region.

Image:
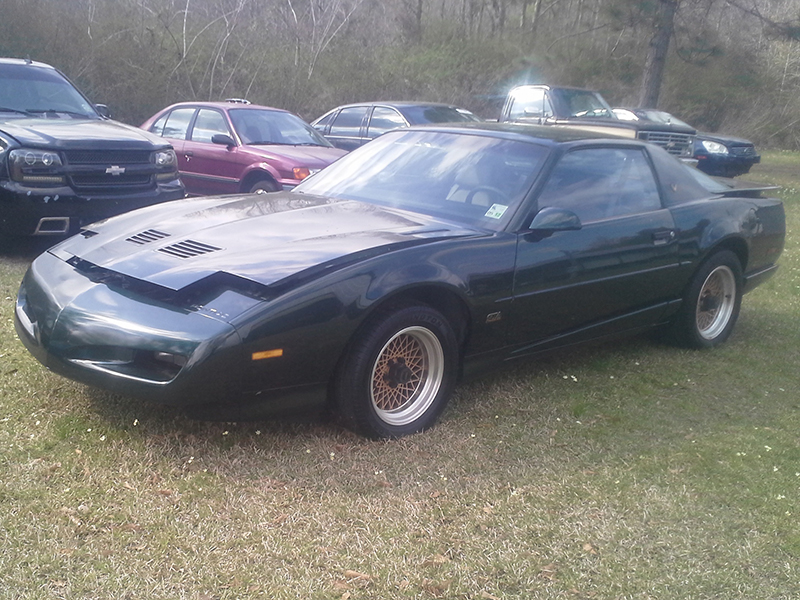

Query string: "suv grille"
[[730, 145, 756, 157], [65, 150, 151, 164], [638, 131, 694, 157], [63, 149, 155, 192]]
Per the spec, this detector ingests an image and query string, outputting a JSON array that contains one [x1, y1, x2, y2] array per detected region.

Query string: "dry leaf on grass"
[[540, 563, 557, 581], [343, 570, 370, 581]]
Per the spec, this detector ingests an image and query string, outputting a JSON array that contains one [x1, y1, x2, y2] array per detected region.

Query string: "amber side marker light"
[[252, 349, 284, 361], [292, 167, 311, 180]]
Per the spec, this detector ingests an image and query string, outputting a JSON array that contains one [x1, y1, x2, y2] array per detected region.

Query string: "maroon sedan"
[[141, 100, 346, 195]]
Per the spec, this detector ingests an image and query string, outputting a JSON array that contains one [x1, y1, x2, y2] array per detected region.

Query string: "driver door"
[[508, 146, 682, 354]]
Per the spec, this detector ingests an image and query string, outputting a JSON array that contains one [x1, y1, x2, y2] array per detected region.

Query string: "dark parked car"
[[16, 123, 785, 439], [0, 58, 184, 237], [613, 108, 760, 177], [141, 101, 346, 195], [502, 86, 696, 157], [311, 101, 481, 151], [694, 132, 760, 178]]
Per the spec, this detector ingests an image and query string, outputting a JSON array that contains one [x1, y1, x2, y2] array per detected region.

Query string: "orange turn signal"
[[251, 349, 284, 361], [292, 167, 311, 180]]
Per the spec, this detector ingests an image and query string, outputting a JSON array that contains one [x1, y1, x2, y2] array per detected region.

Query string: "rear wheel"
[[670, 250, 743, 348], [334, 304, 459, 439]]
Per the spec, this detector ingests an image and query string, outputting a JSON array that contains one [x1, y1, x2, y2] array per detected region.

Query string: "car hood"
[[49, 192, 480, 292], [244, 144, 347, 165], [0, 117, 169, 149], [697, 132, 753, 146]]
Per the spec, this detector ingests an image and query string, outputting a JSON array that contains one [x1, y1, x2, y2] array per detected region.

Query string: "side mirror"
[[95, 104, 110, 118], [212, 133, 236, 147], [529, 206, 582, 231]]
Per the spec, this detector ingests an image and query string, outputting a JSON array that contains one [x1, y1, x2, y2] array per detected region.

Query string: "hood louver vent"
[[158, 240, 222, 259], [126, 229, 171, 245]]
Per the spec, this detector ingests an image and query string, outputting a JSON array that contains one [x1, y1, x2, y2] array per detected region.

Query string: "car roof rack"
[[225, 98, 251, 104]]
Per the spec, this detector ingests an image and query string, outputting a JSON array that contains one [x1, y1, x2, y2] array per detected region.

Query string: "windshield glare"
[[0, 64, 98, 119], [295, 130, 548, 230], [229, 108, 331, 147]]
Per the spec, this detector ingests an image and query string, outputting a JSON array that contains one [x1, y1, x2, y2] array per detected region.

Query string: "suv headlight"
[[700, 140, 728, 155], [153, 149, 177, 168], [8, 148, 66, 185], [153, 148, 179, 181]]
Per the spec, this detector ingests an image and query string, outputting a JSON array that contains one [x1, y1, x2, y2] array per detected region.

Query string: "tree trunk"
[[639, 0, 678, 108]]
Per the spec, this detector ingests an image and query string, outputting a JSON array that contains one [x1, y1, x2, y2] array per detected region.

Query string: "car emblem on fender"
[[105, 165, 126, 176]]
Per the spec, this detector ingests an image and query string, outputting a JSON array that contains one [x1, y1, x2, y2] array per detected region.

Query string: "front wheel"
[[247, 178, 278, 194], [334, 304, 459, 439], [670, 250, 743, 348]]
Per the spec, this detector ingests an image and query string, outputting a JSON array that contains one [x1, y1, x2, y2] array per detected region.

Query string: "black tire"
[[247, 178, 278, 194], [670, 250, 743, 348], [334, 304, 459, 439]]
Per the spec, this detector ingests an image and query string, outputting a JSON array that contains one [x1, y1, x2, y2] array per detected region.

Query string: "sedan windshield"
[[295, 129, 548, 230], [0, 63, 98, 119], [229, 108, 332, 147]]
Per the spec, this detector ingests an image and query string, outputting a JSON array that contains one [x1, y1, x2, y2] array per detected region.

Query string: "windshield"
[[229, 108, 332, 147], [0, 63, 98, 119], [295, 129, 548, 231], [553, 89, 614, 119]]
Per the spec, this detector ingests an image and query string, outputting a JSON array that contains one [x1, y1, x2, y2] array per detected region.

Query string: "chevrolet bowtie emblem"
[[106, 165, 126, 176]]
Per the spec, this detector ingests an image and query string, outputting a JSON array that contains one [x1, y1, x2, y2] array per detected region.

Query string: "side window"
[[329, 106, 368, 137], [158, 108, 195, 141], [312, 111, 335, 132], [537, 148, 661, 223], [189, 109, 230, 143], [367, 107, 407, 138], [149, 113, 169, 137], [509, 88, 553, 121]]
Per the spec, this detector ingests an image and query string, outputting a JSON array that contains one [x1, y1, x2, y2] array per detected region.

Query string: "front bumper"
[[695, 153, 761, 177], [0, 178, 185, 236], [14, 250, 243, 406]]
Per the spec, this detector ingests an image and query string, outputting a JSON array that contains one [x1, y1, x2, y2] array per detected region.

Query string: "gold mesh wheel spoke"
[[369, 324, 446, 428], [372, 333, 426, 411]]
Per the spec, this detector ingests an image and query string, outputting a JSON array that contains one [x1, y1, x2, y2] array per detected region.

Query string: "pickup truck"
[[499, 85, 695, 158]]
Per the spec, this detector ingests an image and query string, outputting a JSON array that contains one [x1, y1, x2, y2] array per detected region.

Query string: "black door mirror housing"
[[529, 206, 582, 231]]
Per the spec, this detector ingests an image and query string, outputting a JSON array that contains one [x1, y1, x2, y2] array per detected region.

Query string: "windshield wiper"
[[0, 106, 34, 116]]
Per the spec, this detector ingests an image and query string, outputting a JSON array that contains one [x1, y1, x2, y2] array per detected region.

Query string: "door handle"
[[183, 151, 193, 161], [652, 230, 676, 245]]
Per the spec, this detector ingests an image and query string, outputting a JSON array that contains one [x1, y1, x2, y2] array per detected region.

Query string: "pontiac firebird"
[[15, 123, 785, 438]]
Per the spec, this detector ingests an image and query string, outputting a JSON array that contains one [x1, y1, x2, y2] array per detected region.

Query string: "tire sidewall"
[[335, 304, 459, 439]]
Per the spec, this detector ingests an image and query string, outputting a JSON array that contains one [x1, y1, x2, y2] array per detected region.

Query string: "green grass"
[[1, 153, 799, 599]]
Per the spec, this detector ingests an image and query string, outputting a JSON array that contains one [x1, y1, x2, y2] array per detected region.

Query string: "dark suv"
[[0, 58, 184, 237]]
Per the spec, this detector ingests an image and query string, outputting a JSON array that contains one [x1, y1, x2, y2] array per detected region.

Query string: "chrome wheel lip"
[[370, 325, 444, 427], [695, 265, 736, 340]]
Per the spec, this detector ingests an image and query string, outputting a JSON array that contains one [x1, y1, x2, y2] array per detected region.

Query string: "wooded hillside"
[[2, 0, 799, 147]]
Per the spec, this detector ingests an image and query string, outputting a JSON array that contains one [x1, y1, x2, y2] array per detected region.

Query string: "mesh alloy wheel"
[[369, 325, 445, 427]]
